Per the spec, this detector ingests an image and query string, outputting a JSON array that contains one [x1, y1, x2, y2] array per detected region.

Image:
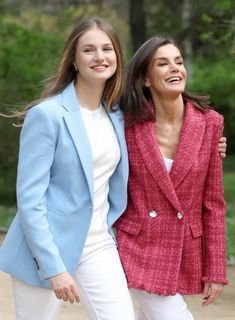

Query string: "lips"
[[91, 65, 108, 71], [166, 76, 181, 83]]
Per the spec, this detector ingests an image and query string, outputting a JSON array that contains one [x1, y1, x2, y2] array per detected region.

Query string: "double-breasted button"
[[177, 212, 183, 220], [149, 210, 158, 218]]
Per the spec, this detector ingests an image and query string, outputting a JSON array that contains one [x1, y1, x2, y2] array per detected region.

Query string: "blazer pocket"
[[190, 222, 203, 238], [115, 218, 142, 236]]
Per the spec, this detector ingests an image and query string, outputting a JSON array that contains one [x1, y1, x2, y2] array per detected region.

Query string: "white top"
[[163, 156, 174, 172], [80, 104, 120, 246]]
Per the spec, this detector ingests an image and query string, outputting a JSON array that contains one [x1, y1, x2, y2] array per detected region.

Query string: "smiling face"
[[144, 43, 187, 99], [74, 27, 117, 86]]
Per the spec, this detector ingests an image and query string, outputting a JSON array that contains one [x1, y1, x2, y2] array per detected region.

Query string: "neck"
[[75, 79, 105, 110], [153, 94, 184, 124]]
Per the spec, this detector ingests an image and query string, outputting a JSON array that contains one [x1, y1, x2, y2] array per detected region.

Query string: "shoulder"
[[189, 102, 223, 128], [22, 93, 64, 136], [29, 94, 62, 117], [203, 108, 224, 130], [23, 92, 65, 131]]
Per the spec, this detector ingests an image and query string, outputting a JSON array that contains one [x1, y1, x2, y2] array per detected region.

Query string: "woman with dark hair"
[[115, 36, 227, 320], [0, 17, 135, 320]]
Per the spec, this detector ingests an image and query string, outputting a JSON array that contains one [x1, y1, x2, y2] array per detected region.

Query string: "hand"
[[202, 282, 224, 306], [49, 271, 80, 304], [218, 136, 227, 159]]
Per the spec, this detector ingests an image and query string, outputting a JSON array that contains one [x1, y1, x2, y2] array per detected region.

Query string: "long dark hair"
[[2, 17, 125, 123], [121, 36, 210, 126]]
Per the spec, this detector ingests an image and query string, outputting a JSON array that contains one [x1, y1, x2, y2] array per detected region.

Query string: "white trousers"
[[12, 238, 135, 320], [133, 289, 194, 320]]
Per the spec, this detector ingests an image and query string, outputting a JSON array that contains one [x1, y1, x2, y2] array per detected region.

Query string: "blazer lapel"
[[134, 102, 205, 212], [107, 106, 128, 174], [134, 120, 182, 212], [61, 83, 94, 201], [170, 102, 205, 189]]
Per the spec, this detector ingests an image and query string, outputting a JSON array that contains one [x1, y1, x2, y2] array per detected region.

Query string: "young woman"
[[0, 17, 135, 320], [115, 37, 228, 320]]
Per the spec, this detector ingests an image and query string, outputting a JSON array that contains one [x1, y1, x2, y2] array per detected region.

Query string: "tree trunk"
[[181, 0, 193, 77], [129, 0, 146, 53]]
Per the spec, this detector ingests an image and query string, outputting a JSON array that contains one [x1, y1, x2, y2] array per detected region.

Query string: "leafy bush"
[[188, 55, 235, 154]]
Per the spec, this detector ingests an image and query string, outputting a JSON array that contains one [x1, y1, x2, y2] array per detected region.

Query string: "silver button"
[[149, 210, 158, 218], [177, 212, 183, 220]]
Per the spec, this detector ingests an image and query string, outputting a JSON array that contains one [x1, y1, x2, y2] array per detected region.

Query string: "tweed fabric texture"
[[115, 102, 227, 296]]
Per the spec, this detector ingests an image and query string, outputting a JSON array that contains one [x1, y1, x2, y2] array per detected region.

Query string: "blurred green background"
[[0, 0, 234, 261]]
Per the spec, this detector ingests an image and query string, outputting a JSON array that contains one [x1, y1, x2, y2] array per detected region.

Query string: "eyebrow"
[[81, 42, 113, 48], [153, 56, 183, 62]]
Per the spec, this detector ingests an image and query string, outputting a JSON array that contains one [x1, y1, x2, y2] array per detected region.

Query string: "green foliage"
[[188, 55, 235, 154], [0, 206, 15, 229], [0, 15, 63, 205], [224, 172, 235, 208], [224, 171, 235, 261], [223, 155, 235, 172], [0, 16, 63, 104]]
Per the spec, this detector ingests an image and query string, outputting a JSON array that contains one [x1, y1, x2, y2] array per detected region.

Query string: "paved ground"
[[0, 233, 234, 319]]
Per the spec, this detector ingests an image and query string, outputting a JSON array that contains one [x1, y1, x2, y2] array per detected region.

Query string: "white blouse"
[[80, 104, 120, 246]]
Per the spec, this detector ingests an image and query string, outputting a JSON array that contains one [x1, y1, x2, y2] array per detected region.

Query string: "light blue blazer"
[[0, 82, 128, 288]]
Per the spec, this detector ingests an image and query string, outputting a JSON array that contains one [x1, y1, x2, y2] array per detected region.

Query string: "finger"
[[220, 137, 227, 143], [203, 284, 223, 306], [203, 295, 213, 306], [203, 290, 218, 306], [61, 289, 69, 302], [55, 290, 63, 300], [71, 286, 80, 303], [67, 290, 75, 304], [202, 283, 210, 298]]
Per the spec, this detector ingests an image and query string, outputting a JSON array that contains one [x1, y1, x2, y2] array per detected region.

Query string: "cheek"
[[182, 67, 187, 79], [113, 54, 117, 67]]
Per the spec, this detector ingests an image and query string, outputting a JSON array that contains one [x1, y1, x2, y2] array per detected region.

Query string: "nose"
[[94, 49, 104, 62], [170, 62, 179, 72]]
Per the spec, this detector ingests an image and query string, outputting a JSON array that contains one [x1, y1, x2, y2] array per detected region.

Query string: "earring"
[[74, 64, 78, 71]]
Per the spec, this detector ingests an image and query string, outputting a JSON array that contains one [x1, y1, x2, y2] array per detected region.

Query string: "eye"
[[103, 47, 113, 51], [176, 59, 184, 65], [83, 48, 93, 53]]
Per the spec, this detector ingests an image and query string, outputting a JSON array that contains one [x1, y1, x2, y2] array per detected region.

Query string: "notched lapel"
[[61, 83, 94, 201], [108, 110, 128, 166], [170, 102, 205, 189], [134, 121, 182, 212]]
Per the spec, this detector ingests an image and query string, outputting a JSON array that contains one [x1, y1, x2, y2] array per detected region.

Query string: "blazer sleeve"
[[16, 106, 67, 280], [202, 114, 228, 284]]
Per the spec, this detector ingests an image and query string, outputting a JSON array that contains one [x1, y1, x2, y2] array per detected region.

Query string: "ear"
[[144, 78, 150, 87]]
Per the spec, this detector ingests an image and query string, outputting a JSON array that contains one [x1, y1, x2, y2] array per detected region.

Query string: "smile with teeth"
[[166, 76, 181, 83], [92, 65, 108, 71]]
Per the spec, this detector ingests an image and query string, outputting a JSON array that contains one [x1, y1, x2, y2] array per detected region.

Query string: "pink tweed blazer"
[[115, 101, 227, 296]]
